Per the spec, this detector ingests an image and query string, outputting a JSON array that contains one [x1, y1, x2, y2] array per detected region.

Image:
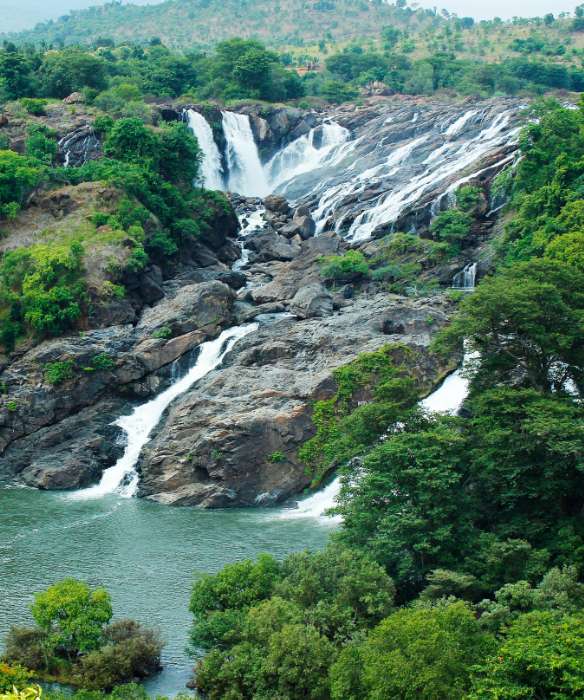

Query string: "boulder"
[[246, 230, 301, 263], [264, 195, 291, 216], [137, 280, 235, 338], [290, 284, 334, 319]]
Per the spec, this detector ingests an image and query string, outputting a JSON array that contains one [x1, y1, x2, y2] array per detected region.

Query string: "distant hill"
[[4, 0, 443, 50]]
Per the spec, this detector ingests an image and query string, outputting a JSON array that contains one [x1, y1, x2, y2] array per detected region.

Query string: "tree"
[[31, 579, 112, 657], [157, 123, 201, 188], [38, 49, 107, 98], [0, 151, 45, 220], [0, 46, 34, 99], [435, 260, 584, 394], [429, 209, 471, 252], [331, 602, 494, 700], [103, 118, 159, 169], [336, 412, 476, 596], [469, 611, 584, 699]]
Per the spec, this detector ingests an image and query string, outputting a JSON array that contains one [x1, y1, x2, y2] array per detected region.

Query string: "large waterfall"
[[222, 111, 270, 197], [72, 324, 257, 500], [186, 109, 224, 190]]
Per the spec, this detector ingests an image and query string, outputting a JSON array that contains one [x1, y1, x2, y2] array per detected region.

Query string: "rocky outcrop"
[[138, 293, 451, 507]]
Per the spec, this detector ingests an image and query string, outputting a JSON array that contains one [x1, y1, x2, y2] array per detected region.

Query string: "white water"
[[222, 111, 270, 197], [452, 262, 478, 289], [71, 324, 258, 500], [233, 208, 267, 273], [186, 109, 224, 190], [266, 122, 350, 191], [347, 111, 517, 240], [445, 109, 478, 137]]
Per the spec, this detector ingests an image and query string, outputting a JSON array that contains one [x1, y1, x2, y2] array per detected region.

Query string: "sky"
[[0, 0, 578, 33]]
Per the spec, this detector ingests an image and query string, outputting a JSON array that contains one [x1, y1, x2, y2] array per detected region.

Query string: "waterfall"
[[71, 324, 258, 500], [452, 262, 478, 290], [347, 111, 518, 241], [186, 109, 224, 190], [222, 111, 270, 197], [444, 109, 479, 137], [233, 208, 266, 273], [266, 122, 350, 192]]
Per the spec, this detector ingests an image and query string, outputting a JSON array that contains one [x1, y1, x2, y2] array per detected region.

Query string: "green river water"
[[0, 486, 335, 695]]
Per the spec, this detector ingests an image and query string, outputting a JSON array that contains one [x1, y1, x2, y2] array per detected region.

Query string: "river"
[[0, 486, 336, 695]]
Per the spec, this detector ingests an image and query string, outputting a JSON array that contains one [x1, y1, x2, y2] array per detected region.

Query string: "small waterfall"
[[452, 262, 478, 290], [222, 111, 270, 197], [186, 109, 224, 190], [281, 344, 475, 521], [445, 109, 479, 137], [71, 324, 258, 500], [233, 208, 266, 273]]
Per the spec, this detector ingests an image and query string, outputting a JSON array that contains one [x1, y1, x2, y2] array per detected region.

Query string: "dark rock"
[[216, 270, 247, 290], [246, 230, 301, 263]]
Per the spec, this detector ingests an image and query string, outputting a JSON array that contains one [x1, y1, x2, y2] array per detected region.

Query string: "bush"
[[319, 250, 369, 283], [44, 360, 76, 385], [25, 125, 57, 165], [0, 664, 33, 693], [3, 628, 48, 673], [19, 98, 48, 115], [77, 621, 162, 690], [430, 210, 472, 252]]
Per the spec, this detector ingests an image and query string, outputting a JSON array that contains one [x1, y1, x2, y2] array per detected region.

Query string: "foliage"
[[0, 241, 85, 350], [434, 260, 584, 394], [25, 125, 57, 165], [319, 250, 369, 283], [19, 98, 48, 116], [330, 602, 494, 700], [31, 579, 113, 657], [468, 611, 584, 699], [298, 344, 419, 483], [193, 544, 395, 699], [430, 209, 472, 252], [0, 150, 45, 220], [0, 664, 32, 693], [4, 581, 162, 690], [44, 360, 76, 385]]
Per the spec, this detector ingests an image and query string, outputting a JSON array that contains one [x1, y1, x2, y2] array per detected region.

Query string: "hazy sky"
[[0, 0, 578, 33]]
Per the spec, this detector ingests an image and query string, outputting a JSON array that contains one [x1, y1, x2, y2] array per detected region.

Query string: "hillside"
[[4, 0, 441, 50]]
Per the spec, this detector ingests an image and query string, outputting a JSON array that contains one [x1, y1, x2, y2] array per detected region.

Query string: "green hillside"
[[4, 0, 442, 51]]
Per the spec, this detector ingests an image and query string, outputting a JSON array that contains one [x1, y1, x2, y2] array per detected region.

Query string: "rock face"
[[138, 293, 450, 507]]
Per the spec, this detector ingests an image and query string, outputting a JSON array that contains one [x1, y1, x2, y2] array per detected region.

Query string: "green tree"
[[103, 118, 159, 169], [30, 579, 113, 657], [435, 260, 584, 394], [469, 611, 584, 699], [38, 49, 107, 98], [331, 602, 494, 700]]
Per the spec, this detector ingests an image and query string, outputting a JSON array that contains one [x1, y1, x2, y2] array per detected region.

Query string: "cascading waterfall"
[[346, 111, 519, 241], [452, 262, 478, 289], [222, 111, 270, 197], [233, 208, 266, 273], [266, 122, 350, 191], [71, 324, 258, 500], [186, 109, 224, 190]]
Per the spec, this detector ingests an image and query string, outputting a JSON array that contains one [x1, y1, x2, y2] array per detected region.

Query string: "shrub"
[[0, 663, 33, 693], [152, 326, 172, 340], [77, 621, 162, 690], [3, 627, 48, 674], [268, 451, 285, 463], [19, 98, 48, 115], [430, 209, 472, 252], [25, 125, 57, 165], [89, 354, 115, 372], [319, 250, 369, 283], [44, 360, 76, 385]]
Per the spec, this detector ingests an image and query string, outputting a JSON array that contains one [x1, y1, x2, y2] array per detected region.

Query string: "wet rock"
[[290, 284, 334, 319]]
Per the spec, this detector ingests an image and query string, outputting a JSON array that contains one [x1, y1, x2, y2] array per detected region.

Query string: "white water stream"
[[186, 109, 224, 190], [222, 111, 270, 197], [71, 324, 257, 500]]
